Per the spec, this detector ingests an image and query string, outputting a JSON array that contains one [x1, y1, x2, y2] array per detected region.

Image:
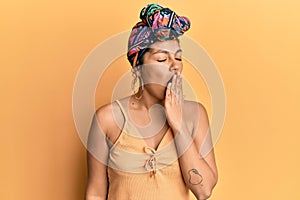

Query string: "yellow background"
[[1, 0, 300, 199]]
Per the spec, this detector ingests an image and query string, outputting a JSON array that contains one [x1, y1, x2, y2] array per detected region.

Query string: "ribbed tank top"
[[107, 100, 190, 200]]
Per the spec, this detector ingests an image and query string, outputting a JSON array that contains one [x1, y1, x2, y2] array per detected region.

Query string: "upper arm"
[[86, 151, 108, 199], [86, 107, 111, 199], [192, 102, 218, 179]]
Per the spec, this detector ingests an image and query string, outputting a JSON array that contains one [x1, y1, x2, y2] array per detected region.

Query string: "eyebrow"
[[151, 48, 183, 55]]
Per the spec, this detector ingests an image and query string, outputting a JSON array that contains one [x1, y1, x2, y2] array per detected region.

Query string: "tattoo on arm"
[[188, 168, 203, 186]]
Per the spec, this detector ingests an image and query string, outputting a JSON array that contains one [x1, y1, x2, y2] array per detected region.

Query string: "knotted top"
[[127, 4, 191, 66]]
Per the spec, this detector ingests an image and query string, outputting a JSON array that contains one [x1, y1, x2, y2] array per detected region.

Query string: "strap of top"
[[109, 100, 179, 174], [115, 99, 128, 121], [114, 99, 141, 138]]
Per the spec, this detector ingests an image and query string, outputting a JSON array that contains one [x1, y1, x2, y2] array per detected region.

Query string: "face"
[[139, 39, 183, 99]]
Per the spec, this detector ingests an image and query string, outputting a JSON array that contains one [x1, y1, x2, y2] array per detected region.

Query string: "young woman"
[[85, 4, 218, 200]]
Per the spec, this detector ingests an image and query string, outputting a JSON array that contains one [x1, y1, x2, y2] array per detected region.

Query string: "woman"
[[85, 4, 218, 200]]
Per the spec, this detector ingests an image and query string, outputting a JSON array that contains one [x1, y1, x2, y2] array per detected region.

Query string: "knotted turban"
[[127, 4, 191, 67]]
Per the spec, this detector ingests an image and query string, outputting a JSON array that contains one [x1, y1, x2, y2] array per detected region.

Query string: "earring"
[[134, 76, 144, 100], [131, 65, 144, 100]]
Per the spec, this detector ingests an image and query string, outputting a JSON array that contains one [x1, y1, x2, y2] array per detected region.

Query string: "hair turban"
[[127, 4, 191, 67]]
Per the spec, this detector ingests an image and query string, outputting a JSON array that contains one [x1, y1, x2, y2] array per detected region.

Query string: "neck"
[[133, 87, 165, 110]]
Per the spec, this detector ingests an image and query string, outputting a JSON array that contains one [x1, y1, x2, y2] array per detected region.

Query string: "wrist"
[[170, 119, 187, 136], [172, 124, 194, 156]]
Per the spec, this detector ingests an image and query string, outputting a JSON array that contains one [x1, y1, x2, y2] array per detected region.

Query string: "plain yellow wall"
[[1, 0, 300, 199]]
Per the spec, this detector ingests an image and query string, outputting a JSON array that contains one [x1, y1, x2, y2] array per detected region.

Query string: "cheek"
[[141, 64, 173, 87]]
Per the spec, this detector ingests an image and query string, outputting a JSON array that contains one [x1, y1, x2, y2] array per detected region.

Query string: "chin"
[[146, 84, 167, 100]]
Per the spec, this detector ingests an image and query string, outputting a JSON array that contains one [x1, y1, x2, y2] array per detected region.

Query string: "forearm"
[[85, 183, 107, 200], [173, 124, 218, 199], [85, 195, 106, 200]]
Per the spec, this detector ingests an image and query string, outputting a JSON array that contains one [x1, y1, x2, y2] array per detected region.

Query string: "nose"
[[168, 54, 182, 73], [169, 64, 179, 73]]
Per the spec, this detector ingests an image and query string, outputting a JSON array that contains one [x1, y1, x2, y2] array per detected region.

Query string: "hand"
[[164, 72, 184, 134]]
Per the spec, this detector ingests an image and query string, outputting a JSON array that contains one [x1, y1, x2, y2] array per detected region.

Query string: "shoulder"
[[183, 100, 209, 128], [183, 100, 208, 117], [94, 103, 114, 134], [94, 101, 124, 135]]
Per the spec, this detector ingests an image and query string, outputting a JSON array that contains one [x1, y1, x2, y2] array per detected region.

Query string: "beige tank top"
[[107, 100, 190, 200]]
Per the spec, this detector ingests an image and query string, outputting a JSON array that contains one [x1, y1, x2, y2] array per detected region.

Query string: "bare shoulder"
[[95, 103, 114, 133], [95, 101, 124, 141], [183, 100, 208, 120], [183, 100, 210, 136]]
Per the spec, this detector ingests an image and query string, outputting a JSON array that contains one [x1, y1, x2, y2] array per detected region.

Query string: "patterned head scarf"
[[127, 4, 191, 67]]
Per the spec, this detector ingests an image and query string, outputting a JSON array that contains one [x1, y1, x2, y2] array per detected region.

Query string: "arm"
[[86, 152, 108, 200], [174, 104, 218, 199], [165, 73, 218, 200], [85, 109, 110, 200]]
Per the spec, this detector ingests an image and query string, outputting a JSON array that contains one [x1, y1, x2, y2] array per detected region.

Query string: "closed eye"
[[176, 58, 182, 61], [157, 59, 167, 62]]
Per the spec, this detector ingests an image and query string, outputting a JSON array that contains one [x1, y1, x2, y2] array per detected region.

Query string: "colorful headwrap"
[[127, 4, 191, 67]]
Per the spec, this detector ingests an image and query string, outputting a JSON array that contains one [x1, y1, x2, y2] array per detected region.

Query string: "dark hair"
[[136, 48, 151, 65]]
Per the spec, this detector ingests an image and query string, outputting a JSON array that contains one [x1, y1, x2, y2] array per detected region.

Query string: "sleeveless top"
[[107, 100, 190, 200]]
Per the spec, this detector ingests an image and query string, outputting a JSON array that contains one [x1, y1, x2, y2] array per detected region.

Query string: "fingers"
[[171, 73, 177, 97], [167, 72, 183, 104], [177, 72, 183, 104], [166, 82, 172, 101]]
